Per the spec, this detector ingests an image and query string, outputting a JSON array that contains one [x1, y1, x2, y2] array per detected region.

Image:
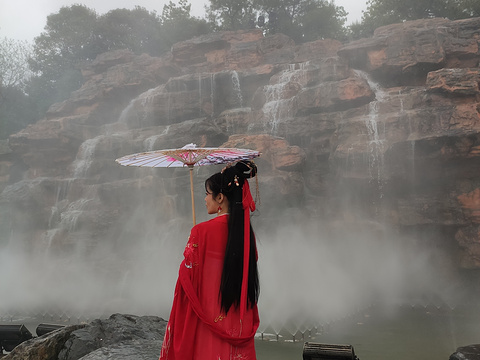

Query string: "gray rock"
[[59, 314, 166, 360], [78, 340, 163, 360], [3, 324, 85, 360], [3, 314, 166, 360], [450, 345, 480, 360]]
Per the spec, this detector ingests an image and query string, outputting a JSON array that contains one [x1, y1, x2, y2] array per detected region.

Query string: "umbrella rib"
[[115, 146, 261, 227], [193, 152, 214, 164], [132, 158, 163, 167], [165, 153, 191, 166], [117, 149, 260, 168]]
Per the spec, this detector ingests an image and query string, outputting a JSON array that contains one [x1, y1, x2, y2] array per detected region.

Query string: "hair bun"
[[234, 160, 257, 179]]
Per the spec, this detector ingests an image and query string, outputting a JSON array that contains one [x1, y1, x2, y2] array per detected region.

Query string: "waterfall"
[[71, 137, 102, 178], [210, 73, 216, 115], [60, 198, 92, 231], [41, 180, 94, 258], [366, 99, 384, 176], [143, 126, 170, 151], [261, 63, 309, 134], [118, 99, 135, 125], [410, 139, 416, 181], [139, 88, 157, 106], [115, 87, 160, 130], [198, 74, 202, 116], [43, 228, 61, 254], [231, 70, 243, 107], [354, 70, 387, 197]]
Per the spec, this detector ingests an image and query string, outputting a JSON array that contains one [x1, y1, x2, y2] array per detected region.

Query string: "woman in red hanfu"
[[159, 160, 260, 360]]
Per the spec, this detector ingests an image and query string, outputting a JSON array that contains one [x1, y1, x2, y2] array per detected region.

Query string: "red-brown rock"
[[338, 17, 480, 86], [426, 68, 480, 95], [3, 18, 480, 289]]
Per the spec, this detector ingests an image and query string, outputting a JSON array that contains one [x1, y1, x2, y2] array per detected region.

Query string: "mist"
[[0, 198, 466, 333], [1, 18, 480, 350]]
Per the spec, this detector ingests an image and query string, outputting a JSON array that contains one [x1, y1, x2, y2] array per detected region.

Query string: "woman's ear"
[[216, 193, 224, 204]]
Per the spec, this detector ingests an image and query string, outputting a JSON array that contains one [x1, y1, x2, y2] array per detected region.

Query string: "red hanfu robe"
[[159, 215, 259, 360]]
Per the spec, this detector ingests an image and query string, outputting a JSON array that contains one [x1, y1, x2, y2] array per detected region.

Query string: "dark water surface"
[[2, 304, 478, 359], [256, 304, 480, 360]]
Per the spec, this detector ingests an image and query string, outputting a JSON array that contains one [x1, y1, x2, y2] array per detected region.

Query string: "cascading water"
[[260, 63, 309, 134], [360, 73, 386, 163], [71, 137, 102, 178], [210, 73, 216, 115], [354, 70, 388, 203], [231, 70, 243, 107], [144, 126, 170, 151], [198, 74, 203, 116]]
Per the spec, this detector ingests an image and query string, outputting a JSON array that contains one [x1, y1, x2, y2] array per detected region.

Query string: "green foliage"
[[261, 0, 347, 42], [30, 5, 98, 76], [207, 0, 347, 41], [161, 0, 211, 48], [206, 0, 257, 30], [461, 0, 480, 17], [27, 5, 98, 115], [0, 37, 38, 139], [95, 6, 163, 56], [294, 0, 347, 42], [0, 86, 38, 139], [28, 5, 166, 112], [352, 0, 480, 38], [24, 2, 208, 123], [0, 37, 32, 91]]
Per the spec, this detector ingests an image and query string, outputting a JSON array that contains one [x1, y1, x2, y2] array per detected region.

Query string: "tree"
[[295, 0, 347, 41], [0, 37, 38, 139], [206, 0, 257, 30], [0, 86, 38, 139], [3, 2, 212, 138], [257, 0, 347, 42], [461, 0, 480, 17], [161, 0, 211, 48], [30, 5, 98, 78], [0, 37, 32, 93], [28, 5, 98, 114], [95, 6, 163, 56], [355, 0, 480, 37]]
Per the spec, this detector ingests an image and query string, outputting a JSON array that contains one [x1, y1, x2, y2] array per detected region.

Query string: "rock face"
[[3, 314, 166, 360], [450, 344, 480, 360], [1, 18, 480, 315], [3, 325, 85, 360], [338, 18, 480, 86]]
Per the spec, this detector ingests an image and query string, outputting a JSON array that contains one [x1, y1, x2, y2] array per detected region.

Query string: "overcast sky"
[[1, 0, 366, 42]]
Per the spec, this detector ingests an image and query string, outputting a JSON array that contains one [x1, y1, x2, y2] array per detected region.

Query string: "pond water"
[[1, 304, 478, 359], [255, 304, 480, 360]]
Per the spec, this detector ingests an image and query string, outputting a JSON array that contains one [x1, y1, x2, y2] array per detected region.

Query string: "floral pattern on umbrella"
[[115, 144, 260, 168], [115, 144, 260, 225]]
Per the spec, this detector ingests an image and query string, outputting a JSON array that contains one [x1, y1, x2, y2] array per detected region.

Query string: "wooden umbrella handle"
[[189, 166, 196, 226]]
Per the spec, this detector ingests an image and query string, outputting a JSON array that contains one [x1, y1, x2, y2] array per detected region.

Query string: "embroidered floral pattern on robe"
[[159, 215, 259, 360]]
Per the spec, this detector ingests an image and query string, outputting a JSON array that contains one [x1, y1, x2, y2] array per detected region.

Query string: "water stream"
[[260, 63, 308, 134], [231, 70, 243, 107]]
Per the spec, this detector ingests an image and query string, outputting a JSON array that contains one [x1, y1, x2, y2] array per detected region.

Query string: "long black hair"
[[205, 160, 260, 314]]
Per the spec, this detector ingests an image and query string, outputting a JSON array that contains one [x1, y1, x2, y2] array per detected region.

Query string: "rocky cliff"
[[1, 18, 480, 318]]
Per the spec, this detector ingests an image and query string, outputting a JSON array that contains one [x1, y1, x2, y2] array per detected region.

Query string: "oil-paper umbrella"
[[115, 143, 260, 225]]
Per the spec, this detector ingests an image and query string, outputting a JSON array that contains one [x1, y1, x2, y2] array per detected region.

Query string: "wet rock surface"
[[2, 314, 166, 360], [2, 17, 480, 275], [450, 344, 480, 360]]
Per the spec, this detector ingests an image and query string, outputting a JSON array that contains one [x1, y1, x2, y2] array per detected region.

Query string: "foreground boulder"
[[450, 344, 480, 360], [3, 314, 167, 360]]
